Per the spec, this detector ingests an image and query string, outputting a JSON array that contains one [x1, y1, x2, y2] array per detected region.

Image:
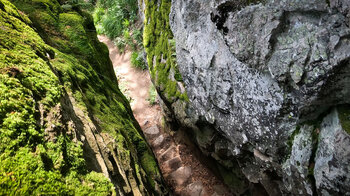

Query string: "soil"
[[98, 35, 232, 196]]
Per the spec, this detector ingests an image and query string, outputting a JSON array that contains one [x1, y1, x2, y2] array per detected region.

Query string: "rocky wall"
[[0, 0, 167, 194], [170, 0, 350, 195]]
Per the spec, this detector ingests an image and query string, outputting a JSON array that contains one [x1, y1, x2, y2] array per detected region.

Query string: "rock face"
[[315, 109, 350, 195], [0, 0, 167, 194], [142, 0, 191, 129], [169, 0, 350, 194]]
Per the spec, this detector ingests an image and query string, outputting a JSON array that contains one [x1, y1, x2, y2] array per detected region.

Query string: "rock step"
[[158, 145, 178, 162], [151, 134, 171, 151], [144, 125, 160, 140], [184, 181, 207, 196], [169, 166, 192, 187], [162, 156, 183, 174]]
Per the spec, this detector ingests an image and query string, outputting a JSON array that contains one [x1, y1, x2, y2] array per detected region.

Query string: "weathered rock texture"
[[142, 0, 191, 129], [169, 0, 350, 195], [0, 0, 167, 194]]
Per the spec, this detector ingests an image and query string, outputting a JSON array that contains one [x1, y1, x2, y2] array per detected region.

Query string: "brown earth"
[[98, 35, 232, 196]]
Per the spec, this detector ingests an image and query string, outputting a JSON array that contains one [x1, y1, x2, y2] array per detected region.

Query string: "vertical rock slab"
[[169, 0, 350, 194], [315, 109, 350, 195], [0, 0, 168, 194]]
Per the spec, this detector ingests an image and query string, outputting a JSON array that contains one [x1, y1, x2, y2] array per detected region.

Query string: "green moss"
[[131, 51, 147, 70], [1, 0, 165, 194], [337, 105, 350, 135], [141, 152, 159, 189], [143, 0, 188, 103]]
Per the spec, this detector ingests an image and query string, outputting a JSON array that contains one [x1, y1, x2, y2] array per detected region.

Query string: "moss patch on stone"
[[143, 0, 188, 103], [1, 0, 164, 194], [0, 0, 114, 194]]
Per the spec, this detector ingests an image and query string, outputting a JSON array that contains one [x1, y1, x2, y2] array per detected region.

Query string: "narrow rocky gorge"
[[1, 0, 350, 195], [99, 35, 232, 195], [141, 0, 350, 195], [0, 0, 167, 194]]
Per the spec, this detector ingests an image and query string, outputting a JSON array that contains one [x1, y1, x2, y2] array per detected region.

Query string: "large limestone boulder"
[[170, 0, 350, 194]]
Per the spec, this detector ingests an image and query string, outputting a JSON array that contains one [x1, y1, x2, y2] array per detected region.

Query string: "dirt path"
[[98, 35, 232, 196], [98, 36, 161, 129]]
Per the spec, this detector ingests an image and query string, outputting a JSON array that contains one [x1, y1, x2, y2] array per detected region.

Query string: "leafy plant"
[[131, 51, 146, 70], [93, 0, 138, 39], [132, 29, 143, 46], [114, 37, 126, 53], [92, 0, 144, 55]]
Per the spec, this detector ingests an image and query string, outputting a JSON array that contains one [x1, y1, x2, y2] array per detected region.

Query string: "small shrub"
[[122, 19, 130, 28], [93, 0, 143, 53], [114, 37, 126, 53], [123, 29, 132, 44], [132, 29, 143, 45], [131, 52, 146, 70], [93, 7, 105, 24], [147, 85, 157, 105]]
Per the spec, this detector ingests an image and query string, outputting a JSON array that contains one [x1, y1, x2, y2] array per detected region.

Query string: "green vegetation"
[[0, 0, 164, 194], [143, 0, 188, 103], [93, 0, 138, 39], [0, 0, 114, 194], [148, 85, 158, 105], [93, 0, 144, 58], [131, 51, 147, 70]]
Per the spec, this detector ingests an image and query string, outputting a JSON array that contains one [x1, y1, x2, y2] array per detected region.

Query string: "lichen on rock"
[[168, 0, 350, 194]]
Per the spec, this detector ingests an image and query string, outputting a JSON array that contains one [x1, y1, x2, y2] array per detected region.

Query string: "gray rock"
[[152, 135, 165, 148], [170, 0, 350, 194], [170, 166, 192, 186], [282, 125, 314, 195], [184, 181, 205, 196], [144, 125, 160, 139], [315, 109, 350, 195]]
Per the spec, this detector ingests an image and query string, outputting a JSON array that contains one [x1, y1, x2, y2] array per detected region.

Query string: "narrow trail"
[[99, 35, 231, 196]]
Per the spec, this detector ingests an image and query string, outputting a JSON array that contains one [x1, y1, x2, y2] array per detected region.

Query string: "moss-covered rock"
[[143, 0, 187, 102], [0, 0, 167, 194], [142, 0, 191, 129]]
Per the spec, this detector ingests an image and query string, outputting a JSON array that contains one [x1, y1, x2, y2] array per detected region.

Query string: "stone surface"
[[144, 125, 160, 139], [282, 125, 314, 195], [0, 0, 168, 194], [169, 0, 350, 194], [153, 135, 165, 148], [315, 109, 350, 195], [159, 145, 178, 162], [184, 181, 205, 196], [163, 156, 182, 173], [170, 166, 192, 186]]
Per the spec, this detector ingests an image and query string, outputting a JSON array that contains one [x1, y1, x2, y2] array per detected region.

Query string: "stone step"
[[158, 145, 177, 162], [151, 135, 165, 148], [152, 134, 171, 151], [162, 156, 182, 174], [144, 126, 160, 140], [169, 166, 192, 187], [184, 181, 207, 196]]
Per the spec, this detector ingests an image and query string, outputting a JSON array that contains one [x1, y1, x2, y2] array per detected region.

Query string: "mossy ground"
[[143, 0, 189, 103], [0, 0, 162, 194]]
